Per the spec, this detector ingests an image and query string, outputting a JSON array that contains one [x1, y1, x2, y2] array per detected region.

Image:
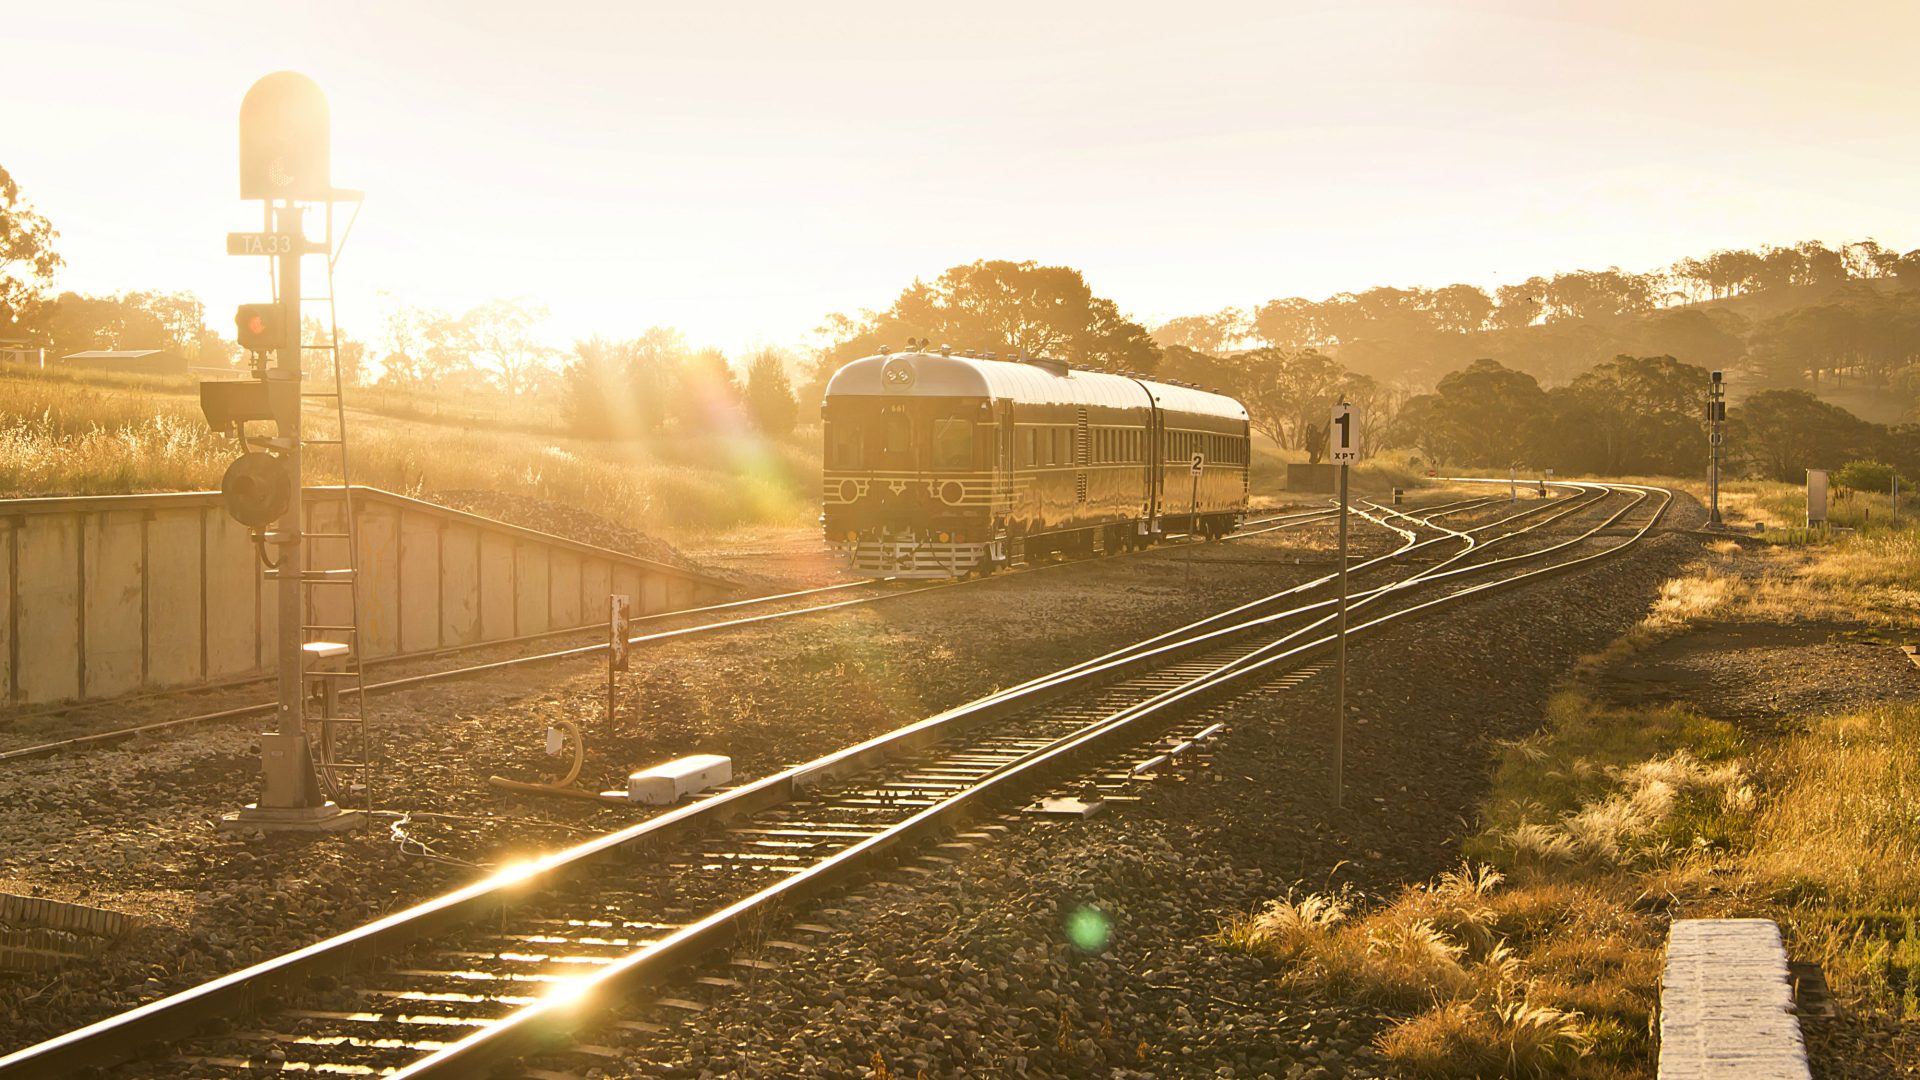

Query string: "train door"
[[995, 400, 1015, 521], [1145, 405, 1163, 528]]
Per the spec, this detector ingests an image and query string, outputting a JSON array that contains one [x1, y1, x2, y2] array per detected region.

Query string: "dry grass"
[[1220, 508, 1920, 1076], [1378, 999, 1591, 1078], [1218, 867, 1648, 1075], [0, 368, 821, 540]]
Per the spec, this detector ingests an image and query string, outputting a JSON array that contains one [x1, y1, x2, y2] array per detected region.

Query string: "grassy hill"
[[0, 367, 822, 541]]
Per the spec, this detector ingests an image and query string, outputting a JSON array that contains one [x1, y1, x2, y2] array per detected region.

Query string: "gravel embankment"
[[545, 506, 1712, 1078], [0, 516, 1383, 1054]]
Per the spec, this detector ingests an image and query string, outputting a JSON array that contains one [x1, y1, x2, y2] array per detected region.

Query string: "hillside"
[[0, 367, 823, 542]]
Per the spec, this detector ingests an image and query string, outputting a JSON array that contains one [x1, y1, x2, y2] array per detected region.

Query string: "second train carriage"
[[821, 347, 1249, 577]]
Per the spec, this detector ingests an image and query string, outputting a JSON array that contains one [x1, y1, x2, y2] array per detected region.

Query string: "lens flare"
[[1065, 906, 1110, 953]]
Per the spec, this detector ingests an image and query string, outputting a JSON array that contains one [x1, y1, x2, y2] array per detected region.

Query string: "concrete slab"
[[1659, 918, 1810, 1079], [82, 510, 145, 698], [145, 512, 203, 687], [16, 514, 81, 702], [398, 511, 441, 653]]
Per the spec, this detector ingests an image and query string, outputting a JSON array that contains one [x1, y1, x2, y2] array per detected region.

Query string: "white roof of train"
[[825, 352, 1248, 422]]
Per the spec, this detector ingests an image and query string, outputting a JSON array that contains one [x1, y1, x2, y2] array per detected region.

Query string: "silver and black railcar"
[[821, 348, 1249, 577]]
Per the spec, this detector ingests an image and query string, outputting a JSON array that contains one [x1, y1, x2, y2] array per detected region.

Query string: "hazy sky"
[[8, 1, 1919, 358]]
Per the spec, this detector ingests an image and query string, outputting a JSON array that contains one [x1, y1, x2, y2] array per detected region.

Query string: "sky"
[[7, 0, 1920, 359]]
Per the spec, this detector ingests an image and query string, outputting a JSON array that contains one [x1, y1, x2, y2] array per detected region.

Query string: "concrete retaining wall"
[[0, 487, 730, 706]]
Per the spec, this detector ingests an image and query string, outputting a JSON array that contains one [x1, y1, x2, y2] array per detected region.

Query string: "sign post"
[[1185, 452, 1204, 587], [1328, 401, 1358, 808], [608, 594, 631, 737]]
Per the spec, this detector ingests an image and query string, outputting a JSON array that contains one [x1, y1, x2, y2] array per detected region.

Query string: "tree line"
[[3, 158, 1916, 471], [1156, 238, 1920, 402], [1154, 341, 1915, 485]]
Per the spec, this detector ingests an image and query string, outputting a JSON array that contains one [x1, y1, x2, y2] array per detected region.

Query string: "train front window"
[[932, 419, 973, 470], [880, 410, 914, 466], [827, 422, 864, 469]]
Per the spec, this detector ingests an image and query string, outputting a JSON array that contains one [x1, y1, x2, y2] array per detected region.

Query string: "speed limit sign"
[[1330, 402, 1359, 463]]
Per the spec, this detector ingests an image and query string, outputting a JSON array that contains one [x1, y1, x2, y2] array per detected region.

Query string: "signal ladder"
[[266, 194, 374, 813]]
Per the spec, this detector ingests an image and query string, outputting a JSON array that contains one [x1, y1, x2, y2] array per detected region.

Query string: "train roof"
[[825, 351, 1248, 422]]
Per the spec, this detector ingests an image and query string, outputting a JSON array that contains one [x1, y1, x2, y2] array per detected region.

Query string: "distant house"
[[0, 337, 43, 367], [56, 349, 189, 375]]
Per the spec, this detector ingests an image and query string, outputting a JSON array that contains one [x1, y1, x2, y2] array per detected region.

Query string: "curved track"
[[0, 481, 1671, 1079]]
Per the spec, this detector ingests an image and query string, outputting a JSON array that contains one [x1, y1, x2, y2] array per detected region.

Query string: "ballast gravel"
[[559, 509, 1714, 1078]]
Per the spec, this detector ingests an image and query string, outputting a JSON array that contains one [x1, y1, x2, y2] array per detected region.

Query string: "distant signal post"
[[1708, 370, 1726, 527], [1329, 401, 1358, 808]]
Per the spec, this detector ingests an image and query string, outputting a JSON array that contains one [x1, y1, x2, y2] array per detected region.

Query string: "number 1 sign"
[[1330, 402, 1359, 463]]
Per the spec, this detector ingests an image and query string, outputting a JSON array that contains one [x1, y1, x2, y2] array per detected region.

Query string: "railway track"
[[0, 480, 1669, 1079], [0, 504, 1344, 764]]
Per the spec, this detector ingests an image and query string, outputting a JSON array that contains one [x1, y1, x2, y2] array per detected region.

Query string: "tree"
[[1337, 370, 1401, 459], [1492, 279, 1548, 330], [1425, 359, 1549, 467], [744, 349, 799, 436], [465, 299, 560, 397], [25, 290, 211, 358], [418, 309, 474, 388], [1235, 348, 1345, 450], [1834, 460, 1898, 492], [1554, 355, 1709, 474], [563, 328, 688, 438], [1425, 284, 1494, 334], [0, 165, 61, 329], [1732, 389, 1880, 482], [825, 260, 1160, 373], [377, 302, 430, 387], [1251, 297, 1326, 350], [1152, 308, 1251, 353], [671, 348, 743, 433], [567, 336, 628, 437], [1387, 393, 1457, 466]]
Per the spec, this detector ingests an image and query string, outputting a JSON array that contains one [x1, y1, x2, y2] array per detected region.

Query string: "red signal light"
[[234, 303, 281, 353]]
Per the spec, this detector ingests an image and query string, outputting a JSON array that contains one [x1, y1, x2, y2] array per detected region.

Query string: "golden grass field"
[[0, 368, 823, 539], [1218, 488, 1920, 1077]]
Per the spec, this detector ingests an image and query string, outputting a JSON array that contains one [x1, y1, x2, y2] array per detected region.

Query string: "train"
[[821, 346, 1251, 577]]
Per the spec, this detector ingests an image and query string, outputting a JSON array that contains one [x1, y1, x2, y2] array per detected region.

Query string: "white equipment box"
[[627, 754, 732, 805]]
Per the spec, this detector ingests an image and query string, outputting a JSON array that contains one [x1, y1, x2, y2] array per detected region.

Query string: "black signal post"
[[1708, 371, 1726, 528]]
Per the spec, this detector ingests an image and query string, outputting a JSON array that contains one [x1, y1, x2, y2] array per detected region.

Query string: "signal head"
[[234, 303, 282, 353]]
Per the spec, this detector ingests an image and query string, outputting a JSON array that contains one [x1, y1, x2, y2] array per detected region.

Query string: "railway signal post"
[[1329, 401, 1359, 809], [1707, 370, 1727, 527], [205, 72, 361, 832]]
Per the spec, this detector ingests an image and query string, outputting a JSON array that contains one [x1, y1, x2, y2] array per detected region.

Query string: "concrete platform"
[[1659, 918, 1810, 1079]]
